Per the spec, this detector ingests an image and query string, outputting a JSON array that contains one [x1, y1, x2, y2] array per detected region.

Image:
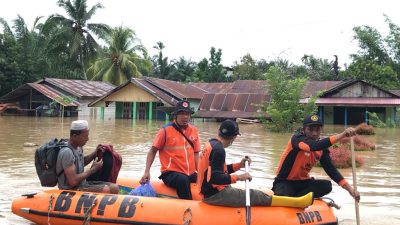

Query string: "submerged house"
[[0, 78, 115, 117], [88, 77, 206, 120], [301, 80, 400, 125]]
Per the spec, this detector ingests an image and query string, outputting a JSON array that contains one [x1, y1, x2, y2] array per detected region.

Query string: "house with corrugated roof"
[[0, 78, 115, 117], [88, 76, 206, 120], [301, 79, 400, 125]]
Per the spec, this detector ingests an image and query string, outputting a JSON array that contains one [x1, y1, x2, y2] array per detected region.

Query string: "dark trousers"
[[159, 171, 197, 200], [272, 177, 332, 198]]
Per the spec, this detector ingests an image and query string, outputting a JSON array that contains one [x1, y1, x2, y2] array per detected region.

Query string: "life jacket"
[[197, 140, 230, 192], [159, 122, 199, 175], [87, 144, 122, 183]]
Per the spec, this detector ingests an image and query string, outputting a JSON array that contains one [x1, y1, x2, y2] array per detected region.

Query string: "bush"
[[339, 135, 376, 151], [329, 145, 364, 168], [355, 123, 375, 135]]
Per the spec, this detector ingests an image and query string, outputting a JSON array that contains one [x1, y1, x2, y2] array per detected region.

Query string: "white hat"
[[70, 120, 89, 130]]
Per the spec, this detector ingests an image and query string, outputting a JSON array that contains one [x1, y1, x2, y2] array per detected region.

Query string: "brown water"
[[0, 116, 399, 225]]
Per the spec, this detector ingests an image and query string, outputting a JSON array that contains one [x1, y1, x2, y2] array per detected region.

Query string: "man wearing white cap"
[[55, 120, 119, 193]]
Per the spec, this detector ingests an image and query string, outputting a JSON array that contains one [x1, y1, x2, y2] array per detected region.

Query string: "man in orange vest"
[[198, 119, 313, 208], [272, 114, 360, 201], [140, 100, 201, 199]]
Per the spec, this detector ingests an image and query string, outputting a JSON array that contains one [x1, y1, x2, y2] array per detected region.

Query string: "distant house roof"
[[0, 78, 115, 106], [0, 83, 80, 106], [39, 78, 115, 98], [89, 77, 190, 107], [197, 93, 269, 119], [302, 81, 342, 97], [145, 77, 206, 99]]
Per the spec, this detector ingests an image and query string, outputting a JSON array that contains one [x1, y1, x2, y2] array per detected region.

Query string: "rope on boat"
[[82, 197, 98, 225], [47, 194, 54, 225], [182, 207, 192, 225], [319, 197, 341, 209]]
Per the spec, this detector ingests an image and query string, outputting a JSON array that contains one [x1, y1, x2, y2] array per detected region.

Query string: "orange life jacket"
[[197, 141, 230, 192], [159, 123, 199, 175]]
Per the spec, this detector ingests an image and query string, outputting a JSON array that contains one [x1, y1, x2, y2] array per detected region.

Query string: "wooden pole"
[[350, 137, 360, 225]]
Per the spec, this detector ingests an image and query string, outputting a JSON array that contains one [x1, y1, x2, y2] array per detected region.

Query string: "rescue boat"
[[12, 178, 339, 225]]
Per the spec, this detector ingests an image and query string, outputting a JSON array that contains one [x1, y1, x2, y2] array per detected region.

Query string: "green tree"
[[301, 54, 338, 80], [87, 26, 151, 85], [193, 47, 225, 82], [341, 58, 398, 90], [167, 57, 197, 82], [264, 66, 318, 132], [152, 41, 171, 79], [48, 0, 110, 79], [0, 16, 50, 95], [232, 54, 264, 80]]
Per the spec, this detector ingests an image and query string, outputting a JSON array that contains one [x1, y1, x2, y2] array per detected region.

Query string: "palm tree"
[[87, 26, 151, 85], [48, 0, 110, 79], [152, 41, 171, 79]]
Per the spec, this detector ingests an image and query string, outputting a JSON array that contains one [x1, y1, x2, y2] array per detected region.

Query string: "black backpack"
[[34, 138, 69, 187]]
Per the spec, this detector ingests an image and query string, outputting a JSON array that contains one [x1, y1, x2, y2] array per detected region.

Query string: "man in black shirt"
[[197, 119, 313, 208]]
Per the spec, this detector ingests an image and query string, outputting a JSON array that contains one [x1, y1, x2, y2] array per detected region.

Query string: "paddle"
[[245, 156, 251, 225], [350, 137, 360, 225]]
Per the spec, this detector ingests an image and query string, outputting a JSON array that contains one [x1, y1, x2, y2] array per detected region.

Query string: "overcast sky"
[[1, 0, 400, 67]]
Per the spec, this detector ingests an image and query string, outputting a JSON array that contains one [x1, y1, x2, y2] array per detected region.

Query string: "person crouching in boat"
[[272, 114, 361, 202], [56, 120, 119, 194], [140, 100, 201, 200], [197, 119, 313, 208]]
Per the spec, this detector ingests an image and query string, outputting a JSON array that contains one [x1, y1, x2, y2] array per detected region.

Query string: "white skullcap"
[[70, 120, 89, 130]]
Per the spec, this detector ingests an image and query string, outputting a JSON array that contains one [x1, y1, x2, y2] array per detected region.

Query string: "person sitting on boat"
[[272, 114, 361, 201], [56, 120, 119, 194], [140, 100, 201, 200], [197, 119, 313, 208]]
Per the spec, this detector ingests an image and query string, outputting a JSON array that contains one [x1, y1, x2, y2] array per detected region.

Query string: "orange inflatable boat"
[[12, 178, 339, 225]]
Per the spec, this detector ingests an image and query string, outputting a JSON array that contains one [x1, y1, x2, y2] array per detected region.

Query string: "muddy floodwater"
[[0, 116, 399, 224]]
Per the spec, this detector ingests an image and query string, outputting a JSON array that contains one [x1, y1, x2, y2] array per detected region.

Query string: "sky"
[[1, 0, 400, 67]]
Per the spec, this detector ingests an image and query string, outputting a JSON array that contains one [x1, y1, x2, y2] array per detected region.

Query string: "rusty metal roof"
[[190, 82, 234, 93], [191, 80, 267, 94], [39, 78, 115, 98], [197, 93, 269, 119], [302, 81, 342, 97], [0, 83, 80, 106], [29, 83, 80, 106], [145, 77, 206, 99], [88, 78, 182, 107], [300, 97, 400, 106]]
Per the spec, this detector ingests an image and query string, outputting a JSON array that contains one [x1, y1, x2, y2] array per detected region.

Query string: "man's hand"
[[240, 156, 252, 168], [140, 171, 150, 184], [90, 157, 103, 173], [237, 172, 252, 181]]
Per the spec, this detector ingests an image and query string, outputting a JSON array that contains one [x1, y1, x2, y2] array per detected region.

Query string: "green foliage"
[[47, 0, 111, 79], [87, 26, 150, 85], [367, 112, 386, 128], [264, 66, 318, 132], [341, 58, 399, 90], [232, 54, 267, 80], [193, 47, 226, 82], [152, 42, 171, 79], [301, 54, 339, 80], [168, 57, 197, 82]]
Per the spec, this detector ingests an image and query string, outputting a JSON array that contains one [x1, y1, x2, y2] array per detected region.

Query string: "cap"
[[303, 114, 323, 126], [172, 100, 194, 114], [219, 120, 241, 137], [70, 120, 89, 130]]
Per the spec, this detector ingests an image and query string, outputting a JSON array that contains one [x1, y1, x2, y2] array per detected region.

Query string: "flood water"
[[0, 116, 399, 225]]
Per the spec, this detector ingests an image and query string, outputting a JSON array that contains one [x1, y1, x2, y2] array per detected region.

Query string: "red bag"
[[87, 144, 122, 183]]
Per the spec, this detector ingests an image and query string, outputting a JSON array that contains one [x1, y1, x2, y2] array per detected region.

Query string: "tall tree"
[[301, 54, 338, 80], [0, 16, 49, 95], [48, 0, 110, 79], [232, 54, 264, 80], [87, 26, 151, 85], [264, 66, 318, 132], [167, 57, 197, 82], [193, 47, 225, 82], [152, 41, 171, 79]]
